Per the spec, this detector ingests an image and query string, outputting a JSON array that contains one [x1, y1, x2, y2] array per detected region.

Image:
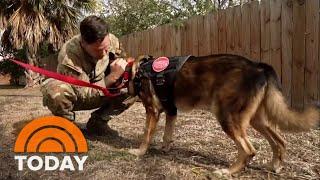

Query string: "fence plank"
[[173, 25, 182, 56], [260, 0, 271, 65], [241, 3, 251, 58], [169, 25, 175, 56], [141, 31, 147, 55], [234, 5, 242, 55], [170, 25, 177, 56], [281, 0, 293, 105], [154, 26, 162, 57], [133, 32, 139, 57], [183, 17, 199, 56], [292, 0, 306, 109], [191, 16, 199, 56], [226, 7, 235, 53], [305, 0, 319, 104], [145, 30, 151, 55], [210, 12, 219, 54], [135, 32, 140, 57], [250, 1, 261, 61], [319, 1, 320, 102], [127, 33, 135, 57], [184, 18, 194, 56], [132, 33, 137, 57], [119, 35, 127, 56], [199, 15, 212, 56], [270, 0, 282, 79], [197, 15, 205, 56], [137, 31, 143, 56], [148, 29, 155, 56], [218, 10, 227, 53], [150, 29, 155, 56], [180, 21, 187, 56], [159, 26, 166, 56], [161, 24, 171, 56], [124, 35, 130, 56], [133, 33, 138, 56], [123, 34, 129, 56]]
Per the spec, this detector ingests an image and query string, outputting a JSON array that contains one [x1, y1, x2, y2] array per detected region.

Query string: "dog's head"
[[127, 55, 153, 96]]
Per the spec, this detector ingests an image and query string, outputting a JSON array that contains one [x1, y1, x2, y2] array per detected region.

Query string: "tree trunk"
[[24, 50, 43, 87]]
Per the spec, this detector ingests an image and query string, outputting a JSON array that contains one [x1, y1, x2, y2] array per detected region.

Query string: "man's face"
[[82, 35, 110, 60]]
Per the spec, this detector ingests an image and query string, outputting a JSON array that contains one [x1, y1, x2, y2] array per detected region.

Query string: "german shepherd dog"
[[127, 54, 319, 175]]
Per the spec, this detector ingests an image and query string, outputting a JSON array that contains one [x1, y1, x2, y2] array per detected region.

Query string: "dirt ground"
[[0, 87, 319, 180]]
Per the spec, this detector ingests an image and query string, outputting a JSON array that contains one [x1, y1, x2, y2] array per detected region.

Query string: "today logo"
[[14, 116, 88, 171]]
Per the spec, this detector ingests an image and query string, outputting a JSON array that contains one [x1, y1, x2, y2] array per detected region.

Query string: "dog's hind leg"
[[251, 106, 286, 173], [265, 126, 286, 172], [214, 116, 257, 175], [160, 114, 177, 152], [129, 108, 160, 157], [215, 87, 265, 175]]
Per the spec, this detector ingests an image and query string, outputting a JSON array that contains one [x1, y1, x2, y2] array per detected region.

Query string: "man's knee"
[[41, 79, 77, 120]]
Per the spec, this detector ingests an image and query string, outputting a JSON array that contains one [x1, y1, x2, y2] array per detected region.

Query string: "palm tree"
[[0, 0, 100, 86]]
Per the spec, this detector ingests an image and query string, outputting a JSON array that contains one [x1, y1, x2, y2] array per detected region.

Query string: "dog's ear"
[[132, 55, 147, 78], [137, 55, 153, 64], [146, 55, 153, 61], [132, 55, 154, 75], [128, 55, 148, 96]]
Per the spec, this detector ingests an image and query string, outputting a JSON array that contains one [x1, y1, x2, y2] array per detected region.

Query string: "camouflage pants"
[[40, 78, 135, 122]]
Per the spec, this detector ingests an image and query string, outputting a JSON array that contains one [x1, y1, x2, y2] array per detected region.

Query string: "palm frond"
[[0, 0, 17, 29], [9, 6, 48, 54], [1, 0, 98, 54], [74, 0, 100, 13]]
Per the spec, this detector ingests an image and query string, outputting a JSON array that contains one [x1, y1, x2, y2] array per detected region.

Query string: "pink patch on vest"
[[152, 57, 169, 72]]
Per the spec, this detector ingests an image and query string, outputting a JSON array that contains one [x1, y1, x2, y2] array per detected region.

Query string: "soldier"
[[41, 15, 136, 135]]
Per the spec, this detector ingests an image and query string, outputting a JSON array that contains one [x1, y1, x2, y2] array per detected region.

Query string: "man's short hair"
[[80, 15, 109, 44]]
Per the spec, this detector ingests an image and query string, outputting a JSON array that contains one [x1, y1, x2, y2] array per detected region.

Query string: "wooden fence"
[[119, 0, 320, 109]]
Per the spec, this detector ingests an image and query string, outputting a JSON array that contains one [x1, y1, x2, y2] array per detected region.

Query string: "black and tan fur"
[[127, 54, 319, 175]]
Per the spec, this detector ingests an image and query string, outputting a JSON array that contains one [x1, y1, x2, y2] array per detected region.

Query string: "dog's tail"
[[258, 63, 320, 132]]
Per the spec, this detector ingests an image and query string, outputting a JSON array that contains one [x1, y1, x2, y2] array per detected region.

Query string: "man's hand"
[[110, 58, 128, 78], [127, 57, 135, 64], [105, 58, 128, 87]]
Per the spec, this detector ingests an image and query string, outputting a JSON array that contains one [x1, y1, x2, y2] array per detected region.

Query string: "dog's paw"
[[263, 162, 283, 173], [155, 143, 172, 153], [161, 145, 172, 153], [213, 168, 231, 177], [128, 148, 146, 157]]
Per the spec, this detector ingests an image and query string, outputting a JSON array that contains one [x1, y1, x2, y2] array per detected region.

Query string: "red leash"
[[9, 58, 120, 97]]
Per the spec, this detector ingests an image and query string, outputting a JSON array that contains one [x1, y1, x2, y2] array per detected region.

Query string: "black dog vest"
[[136, 56, 191, 116]]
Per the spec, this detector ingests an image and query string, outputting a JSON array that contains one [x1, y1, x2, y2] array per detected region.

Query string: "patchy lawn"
[[0, 86, 319, 179]]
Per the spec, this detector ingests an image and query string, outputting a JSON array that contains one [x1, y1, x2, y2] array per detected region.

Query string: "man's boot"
[[86, 95, 137, 136], [86, 114, 119, 136]]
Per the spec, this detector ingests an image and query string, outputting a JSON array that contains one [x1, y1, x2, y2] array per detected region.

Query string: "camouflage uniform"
[[41, 34, 133, 123]]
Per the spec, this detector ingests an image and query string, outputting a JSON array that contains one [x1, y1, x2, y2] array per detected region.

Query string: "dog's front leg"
[[161, 114, 176, 152], [129, 108, 160, 157]]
